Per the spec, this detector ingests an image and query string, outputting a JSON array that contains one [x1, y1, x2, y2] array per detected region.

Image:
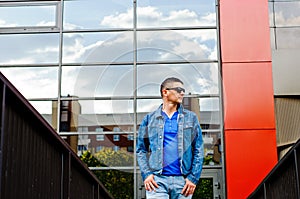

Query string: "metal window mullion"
[[27, 94, 221, 101], [59, 131, 136, 136], [216, 0, 226, 198], [60, 59, 219, 66], [56, 0, 64, 133], [137, 26, 217, 31], [61, 26, 216, 33], [0, 59, 218, 67], [58, 129, 221, 136], [133, 0, 138, 199], [56, 0, 62, 29], [272, 1, 278, 50]]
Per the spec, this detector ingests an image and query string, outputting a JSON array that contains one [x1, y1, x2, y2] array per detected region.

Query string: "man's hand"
[[144, 174, 159, 192], [181, 178, 196, 196]]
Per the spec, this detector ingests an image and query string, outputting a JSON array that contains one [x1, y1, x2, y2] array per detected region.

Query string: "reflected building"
[[52, 98, 81, 153], [45, 97, 220, 160]]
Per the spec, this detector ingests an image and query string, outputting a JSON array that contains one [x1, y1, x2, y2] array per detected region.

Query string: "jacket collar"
[[154, 103, 184, 118]]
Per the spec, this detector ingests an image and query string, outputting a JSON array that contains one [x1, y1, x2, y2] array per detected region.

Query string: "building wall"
[[219, 0, 278, 198], [269, 1, 300, 159]]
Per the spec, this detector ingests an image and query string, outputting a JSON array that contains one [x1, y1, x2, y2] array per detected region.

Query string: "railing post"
[[61, 152, 71, 199], [294, 149, 300, 199], [0, 83, 6, 198]]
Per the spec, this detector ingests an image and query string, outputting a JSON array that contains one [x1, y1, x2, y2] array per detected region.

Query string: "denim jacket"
[[136, 104, 204, 185]]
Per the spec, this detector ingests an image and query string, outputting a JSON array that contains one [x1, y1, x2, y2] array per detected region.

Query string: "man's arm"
[[136, 115, 153, 181], [186, 115, 204, 185]]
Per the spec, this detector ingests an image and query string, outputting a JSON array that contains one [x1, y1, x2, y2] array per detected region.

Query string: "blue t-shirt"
[[162, 111, 182, 176]]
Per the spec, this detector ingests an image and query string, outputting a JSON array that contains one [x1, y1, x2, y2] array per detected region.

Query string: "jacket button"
[[159, 136, 162, 139]]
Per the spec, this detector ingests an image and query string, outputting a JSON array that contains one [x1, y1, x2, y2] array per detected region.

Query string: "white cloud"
[[36, 21, 55, 26], [0, 19, 17, 27], [101, 8, 134, 28], [100, 6, 215, 28], [1, 68, 57, 99], [276, 12, 300, 26], [30, 46, 58, 54], [273, 2, 300, 26], [4, 57, 35, 65]]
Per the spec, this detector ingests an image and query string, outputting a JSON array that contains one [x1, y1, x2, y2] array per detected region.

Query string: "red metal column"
[[219, 0, 278, 198]]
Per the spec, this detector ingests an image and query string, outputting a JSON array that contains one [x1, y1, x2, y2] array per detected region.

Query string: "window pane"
[[78, 100, 134, 114], [276, 27, 300, 49], [79, 133, 134, 165], [96, 127, 104, 132], [269, 2, 275, 27], [64, 0, 133, 30], [0, 34, 59, 65], [200, 97, 220, 112], [272, 49, 300, 95], [137, 30, 217, 62], [113, 135, 120, 141], [274, 2, 300, 26], [78, 131, 134, 162], [30, 100, 53, 127], [62, 32, 133, 64], [61, 65, 133, 97], [137, 63, 220, 96], [137, 0, 216, 28], [0, 3, 57, 28], [30, 100, 53, 115], [96, 134, 104, 141], [0, 67, 58, 98]]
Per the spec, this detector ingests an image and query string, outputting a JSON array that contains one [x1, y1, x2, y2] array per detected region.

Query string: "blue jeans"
[[146, 175, 193, 199]]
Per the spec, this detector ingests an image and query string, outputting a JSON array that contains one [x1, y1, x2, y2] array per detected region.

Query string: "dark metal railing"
[[0, 72, 113, 199], [248, 138, 300, 199]]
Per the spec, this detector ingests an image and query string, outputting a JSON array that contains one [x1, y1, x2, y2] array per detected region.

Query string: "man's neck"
[[162, 102, 178, 117]]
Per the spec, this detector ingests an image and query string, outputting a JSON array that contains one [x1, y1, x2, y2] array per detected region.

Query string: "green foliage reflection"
[[81, 149, 133, 199], [193, 178, 214, 199], [81, 150, 214, 199]]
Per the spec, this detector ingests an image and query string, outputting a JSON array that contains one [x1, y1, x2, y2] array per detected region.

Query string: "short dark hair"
[[160, 77, 184, 97]]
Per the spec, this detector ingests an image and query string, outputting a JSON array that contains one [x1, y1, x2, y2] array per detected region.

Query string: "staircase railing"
[[248, 138, 300, 199], [0, 72, 113, 199]]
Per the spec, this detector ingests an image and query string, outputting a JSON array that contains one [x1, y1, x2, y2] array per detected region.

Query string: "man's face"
[[164, 82, 185, 104]]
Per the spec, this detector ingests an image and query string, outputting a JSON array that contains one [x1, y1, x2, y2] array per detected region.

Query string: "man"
[[136, 77, 204, 199]]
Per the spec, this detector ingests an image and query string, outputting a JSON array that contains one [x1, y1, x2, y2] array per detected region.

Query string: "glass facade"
[[269, 0, 300, 95], [0, 0, 223, 198], [269, 0, 300, 159]]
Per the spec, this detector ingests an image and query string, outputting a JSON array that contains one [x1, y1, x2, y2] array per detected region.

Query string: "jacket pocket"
[[183, 122, 193, 137]]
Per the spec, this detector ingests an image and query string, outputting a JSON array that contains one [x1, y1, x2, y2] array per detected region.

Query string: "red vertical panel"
[[220, 0, 277, 198], [225, 130, 277, 199], [219, 0, 271, 62], [223, 63, 275, 129]]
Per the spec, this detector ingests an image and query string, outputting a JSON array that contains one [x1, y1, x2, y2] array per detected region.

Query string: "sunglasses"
[[166, 87, 185, 93]]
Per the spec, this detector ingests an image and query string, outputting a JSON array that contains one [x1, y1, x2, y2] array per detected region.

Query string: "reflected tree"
[[81, 149, 134, 199]]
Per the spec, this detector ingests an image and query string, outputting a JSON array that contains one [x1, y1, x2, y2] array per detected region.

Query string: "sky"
[[0, 0, 298, 114]]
